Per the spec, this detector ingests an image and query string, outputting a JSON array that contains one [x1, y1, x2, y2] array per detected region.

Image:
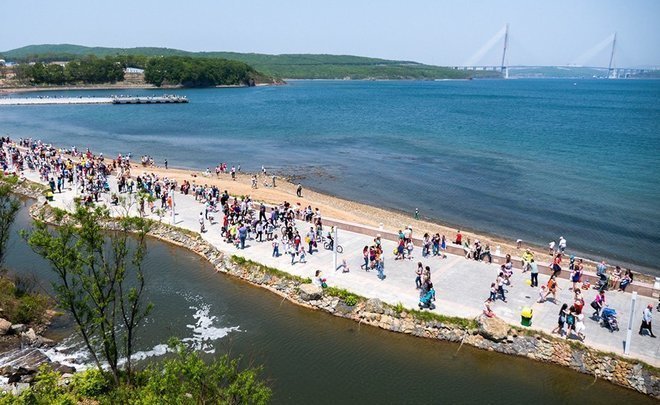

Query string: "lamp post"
[[333, 226, 338, 271], [624, 291, 637, 355], [170, 187, 176, 225]]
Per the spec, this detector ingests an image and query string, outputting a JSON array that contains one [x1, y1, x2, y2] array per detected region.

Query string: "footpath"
[[21, 171, 660, 367]]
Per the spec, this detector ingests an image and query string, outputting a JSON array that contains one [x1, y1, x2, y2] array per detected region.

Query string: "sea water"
[[1, 79, 658, 273]]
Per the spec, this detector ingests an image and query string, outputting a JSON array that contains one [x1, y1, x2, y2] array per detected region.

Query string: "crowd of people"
[[2, 136, 658, 344]]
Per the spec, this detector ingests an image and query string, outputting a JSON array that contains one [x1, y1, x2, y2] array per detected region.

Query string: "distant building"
[[124, 67, 144, 74], [0, 59, 5, 66]]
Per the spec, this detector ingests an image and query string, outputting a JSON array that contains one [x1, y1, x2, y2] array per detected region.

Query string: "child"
[[271, 235, 280, 257], [298, 245, 306, 264], [538, 285, 548, 303], [336, 259, 349, 273], [489, 282, 497, 301]]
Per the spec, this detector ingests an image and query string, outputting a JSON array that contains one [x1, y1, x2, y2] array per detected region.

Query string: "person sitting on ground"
[[336, 259, 349, 273], [609, 266, 622, 290], [483, 298, 495, 318], [619, 269, 633, 292], [313, 270, 327, 288], [480, 244, 492, 264]]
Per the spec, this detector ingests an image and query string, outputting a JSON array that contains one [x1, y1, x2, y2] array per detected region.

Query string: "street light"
[[624, 291, 637, 355], [333, 226, 338, 271]]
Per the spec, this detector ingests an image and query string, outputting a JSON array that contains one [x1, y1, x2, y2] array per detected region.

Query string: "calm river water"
[[3, 202, 654, 404]]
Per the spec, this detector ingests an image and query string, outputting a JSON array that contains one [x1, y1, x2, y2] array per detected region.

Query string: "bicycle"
[[324, 241, 343, 254]]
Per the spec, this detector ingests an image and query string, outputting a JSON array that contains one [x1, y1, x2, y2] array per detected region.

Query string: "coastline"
[[130, 162, 658, 284]]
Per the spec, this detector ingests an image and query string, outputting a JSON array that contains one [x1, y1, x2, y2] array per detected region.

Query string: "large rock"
[[9, 324, 27, 334], [0, 318, 11, 335], [364, 298, 385, 314], [477, 314, 510, 342], [298, 284, 323, 301], [21, 328, 38, 345]]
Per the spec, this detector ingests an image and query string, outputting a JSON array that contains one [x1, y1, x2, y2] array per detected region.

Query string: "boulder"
[[298, 284, 323, 301], [51, 363, 76, 374], [0, 318, 11, 335], [477, 314, 510, 342], [364, 298, 385, 314], [9, 324, 27, 334], [21, 328, 38, 344]]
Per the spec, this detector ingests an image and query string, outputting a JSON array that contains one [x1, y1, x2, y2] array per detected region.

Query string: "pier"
[[0, 95, 188, 106]]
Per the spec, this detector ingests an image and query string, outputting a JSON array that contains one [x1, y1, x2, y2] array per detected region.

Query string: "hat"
[[649, 304, 654, 309]]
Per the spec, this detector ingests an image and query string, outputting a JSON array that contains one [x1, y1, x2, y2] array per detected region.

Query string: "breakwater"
[[22, 198, 659, 399], [0, 95, 188, 105]]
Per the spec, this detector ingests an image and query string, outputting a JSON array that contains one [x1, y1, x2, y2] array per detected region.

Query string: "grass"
[[324, 286, 361, 307], [230, 255, 311, 284], [384, 301, 478, 330]]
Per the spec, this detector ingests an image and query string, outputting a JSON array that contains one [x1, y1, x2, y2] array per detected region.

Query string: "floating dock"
[[112, 96, 188, 104], [0, 96, 188, 106]]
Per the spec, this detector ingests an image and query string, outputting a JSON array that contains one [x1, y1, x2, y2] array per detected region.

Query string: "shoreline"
[[136, 161, 659, 284], [7, 135, 659, 282]]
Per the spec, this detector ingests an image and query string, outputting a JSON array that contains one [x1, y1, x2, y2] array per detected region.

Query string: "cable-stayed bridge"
[[452, 25, 653, 78]]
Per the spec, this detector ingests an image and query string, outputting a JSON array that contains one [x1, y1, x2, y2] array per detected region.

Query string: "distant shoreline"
[[0, 83, 277, 95]]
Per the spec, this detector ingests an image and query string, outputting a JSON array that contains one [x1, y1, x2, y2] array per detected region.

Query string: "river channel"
[[4, 201, 654, 404]]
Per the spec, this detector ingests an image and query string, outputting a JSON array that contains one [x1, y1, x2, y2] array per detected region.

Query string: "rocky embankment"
[[88, 207, 660, 398], [11, 191, 660, 399], [0, 317, 75, 394]]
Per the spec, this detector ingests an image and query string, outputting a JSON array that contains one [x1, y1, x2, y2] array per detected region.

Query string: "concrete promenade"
[[22, 171, 660, 367]]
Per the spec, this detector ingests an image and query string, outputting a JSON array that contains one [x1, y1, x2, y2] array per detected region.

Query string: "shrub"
[[15, 294, 50, 324], [71, 368, 111, 398], [344, 295, 358, 306]]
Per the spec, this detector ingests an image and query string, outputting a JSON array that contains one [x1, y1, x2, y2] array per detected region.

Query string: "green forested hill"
[[1, 44, 497, 80]]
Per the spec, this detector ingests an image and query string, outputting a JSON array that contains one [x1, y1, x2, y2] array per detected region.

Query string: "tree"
[[0, 182, 21, 273], [24, 204, 152, 385]]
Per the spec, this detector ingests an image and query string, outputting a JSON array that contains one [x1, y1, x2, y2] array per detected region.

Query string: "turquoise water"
[[1, 79, 659, 272]]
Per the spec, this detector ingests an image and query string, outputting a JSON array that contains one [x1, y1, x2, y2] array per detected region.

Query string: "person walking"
[[639, 304, 657, 338], [164, 159, 168, 169], [496, 272, 507, 302], [552, 304, 568, 336], [272, 235, 280, 257], [361, 246, 369, 271], [415, 262, 423, 289], [296, 183, 303, 197], [571, 259, 583, 291], [238, 223, 247, 249]]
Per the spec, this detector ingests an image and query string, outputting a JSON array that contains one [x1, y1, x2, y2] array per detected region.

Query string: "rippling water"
[[1, 79, 659, 273]]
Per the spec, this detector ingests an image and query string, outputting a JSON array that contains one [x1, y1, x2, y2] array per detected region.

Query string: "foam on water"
[[182, 303, 241, 354], [30, 299, 239, 370]]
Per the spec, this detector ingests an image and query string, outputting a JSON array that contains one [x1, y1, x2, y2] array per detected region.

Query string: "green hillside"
[[1, 44, 497, 80]]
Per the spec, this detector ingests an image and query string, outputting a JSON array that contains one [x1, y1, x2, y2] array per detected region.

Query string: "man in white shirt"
[[558, 236, 567, 253], [639, 304, 656, 338]]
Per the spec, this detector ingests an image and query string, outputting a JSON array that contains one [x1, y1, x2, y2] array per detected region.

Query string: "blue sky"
[[2, 0, 658, 67]]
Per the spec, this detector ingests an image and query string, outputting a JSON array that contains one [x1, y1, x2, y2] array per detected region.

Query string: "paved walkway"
[[23, 171, 660, 366]]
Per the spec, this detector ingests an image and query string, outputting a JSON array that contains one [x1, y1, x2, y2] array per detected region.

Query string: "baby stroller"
[[418, 289, 436, 310], [600, 307, 619, 332]]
